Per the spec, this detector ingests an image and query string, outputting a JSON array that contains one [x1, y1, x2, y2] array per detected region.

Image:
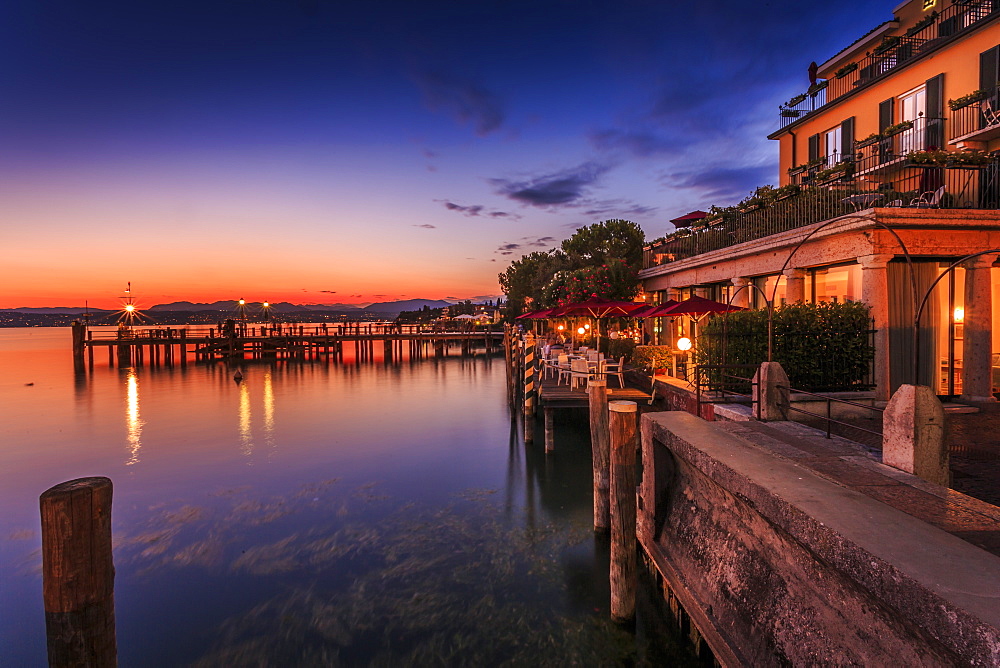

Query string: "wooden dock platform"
[[537, 376, 650, 407]]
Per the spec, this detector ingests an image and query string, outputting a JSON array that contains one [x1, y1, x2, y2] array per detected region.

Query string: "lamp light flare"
[[125, 304, 135, 312], [954, 307, 964, 322], [239, 298, 246, 306], [577, 327, 586, 335], [263, 301, 270, 308], [677, 337, 693, 351]]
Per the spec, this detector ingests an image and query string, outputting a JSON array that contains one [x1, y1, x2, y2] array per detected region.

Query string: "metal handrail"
[[777, 385, 883, 440]]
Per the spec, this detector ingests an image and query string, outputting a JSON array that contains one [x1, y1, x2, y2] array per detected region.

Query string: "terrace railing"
[[950, 85, 1000, 143], [779, 0, 999, 128], [642, 153, 1000, 271]]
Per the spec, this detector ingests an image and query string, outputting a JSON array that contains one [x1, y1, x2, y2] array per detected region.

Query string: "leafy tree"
[[498, 250, 567, 319], [561, 219, 645, 272], [543, 259, 639, 305]]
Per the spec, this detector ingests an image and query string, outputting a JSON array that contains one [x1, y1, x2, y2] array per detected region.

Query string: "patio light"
[[577, 327, 586, 335], [954, 307, 964, 322], [677, 337, 692, 351]]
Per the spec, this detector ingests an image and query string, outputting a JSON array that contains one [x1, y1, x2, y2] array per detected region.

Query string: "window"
[[898, 85, 926, 153], [824, 126, 842, 166]]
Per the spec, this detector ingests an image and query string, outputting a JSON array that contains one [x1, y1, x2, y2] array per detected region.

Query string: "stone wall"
[[639, 411, 1000, 666]]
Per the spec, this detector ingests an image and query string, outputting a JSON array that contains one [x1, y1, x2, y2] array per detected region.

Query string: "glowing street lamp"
[[677, 337, 693, 351]]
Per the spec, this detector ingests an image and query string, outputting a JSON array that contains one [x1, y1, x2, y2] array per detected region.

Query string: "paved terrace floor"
[[714, 419, 1000, 559]]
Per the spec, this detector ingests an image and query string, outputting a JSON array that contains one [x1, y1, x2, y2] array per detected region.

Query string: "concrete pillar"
[[783, 268, 807, 304], [860, 254, 894, 402], [960, 255, 997, 404], [731, 277, 751, 309], [752, 361, 790, 421], [883, 384, 948, 486]]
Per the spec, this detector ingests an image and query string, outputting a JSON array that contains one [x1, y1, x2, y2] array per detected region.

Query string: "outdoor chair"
[[909, 185, 945, 208], [983, 92, 1000, 127], [602, 356, 626, 388], [569, 358, 592, 390], [556, 354, 573, 385]]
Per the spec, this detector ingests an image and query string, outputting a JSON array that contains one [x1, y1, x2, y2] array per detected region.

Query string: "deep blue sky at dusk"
[[1, 0, 891, 307]]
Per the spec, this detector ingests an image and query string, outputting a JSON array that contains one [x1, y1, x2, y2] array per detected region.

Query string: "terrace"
[[778, 0, 999, 129], [642, 151, 1000, 270]]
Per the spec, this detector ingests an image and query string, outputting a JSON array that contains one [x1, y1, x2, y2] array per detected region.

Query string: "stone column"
[[960, 254, 997, 404], [861, 254, 894, 402], [731, 277, 751, 308], [783, 268, 807, 304]]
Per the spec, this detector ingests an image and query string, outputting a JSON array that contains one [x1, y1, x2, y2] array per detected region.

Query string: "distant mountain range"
[[4, 298, 463, 315]]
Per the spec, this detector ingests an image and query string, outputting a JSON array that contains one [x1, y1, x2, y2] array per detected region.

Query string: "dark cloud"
[[444, 201, 484, 216], [491, 161, 612, 208], [494, 235, 558, 256], [439, 200, 520, 220], [663, 165, 774, 204], [318, 290, 337, 294], [413, 224, 436, 229], [413, 71, 505, 136]]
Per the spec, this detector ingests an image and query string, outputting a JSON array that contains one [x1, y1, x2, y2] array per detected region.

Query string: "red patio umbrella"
[[514, 310, 538, 320], [653, 295, 745, 318], [633, 300, 679, 318], [553, 296, 647, 351]]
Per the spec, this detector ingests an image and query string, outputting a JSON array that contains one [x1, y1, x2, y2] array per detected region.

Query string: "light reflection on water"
[[0, 327, 690, 666]]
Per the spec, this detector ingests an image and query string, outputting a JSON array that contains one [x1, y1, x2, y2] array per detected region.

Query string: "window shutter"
[[808, 133, 820, 162], [981, 45, 1000, 90], [878, 98, 894, 132], [925, 74, 944, 150], [840, 117, 855, 161]]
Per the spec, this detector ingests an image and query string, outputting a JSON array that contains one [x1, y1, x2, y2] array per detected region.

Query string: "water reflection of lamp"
[[239, 380, 253, 456], [125, 368, 142, 466], [677, 337, 693, 351], [953, 307, 964, 322], [263, 369, 275, 454]]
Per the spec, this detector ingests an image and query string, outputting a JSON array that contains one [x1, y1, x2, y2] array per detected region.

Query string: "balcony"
[[950, 86, 1000, 144], [642, 151, 1000, 271], [778, 0, 999, 129]]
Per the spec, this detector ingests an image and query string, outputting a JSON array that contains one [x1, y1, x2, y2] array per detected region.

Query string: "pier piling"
[[40, 477, 117, 668], [589, 379, 610, 531], [609, 400, 638, 623]]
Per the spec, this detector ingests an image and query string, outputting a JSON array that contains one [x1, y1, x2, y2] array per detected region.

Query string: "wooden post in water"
[[523, 333, 536, 440], [589, 379, 610, 531], [544, 406, 555, 453], [40, 477, 116, 667], [71, 321, 86, 369], [609, 400, 638, 623]]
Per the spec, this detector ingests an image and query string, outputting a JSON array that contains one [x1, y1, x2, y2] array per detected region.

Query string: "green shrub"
[[633, 345, 673, 373], [597, 337, 637, 364], [695, 301, 874, 392]]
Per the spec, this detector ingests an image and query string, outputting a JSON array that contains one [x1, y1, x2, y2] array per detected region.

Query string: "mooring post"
[[40, 477, 117, 667], [544, 406, 555, 453], [609, 400, 638, 623], [71, 321, 86, 369], [523, 333, 536, 442], [589, 379, 610, 531]]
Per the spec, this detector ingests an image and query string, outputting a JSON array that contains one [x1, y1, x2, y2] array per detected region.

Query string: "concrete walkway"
[[716, 419, 1000, 558]]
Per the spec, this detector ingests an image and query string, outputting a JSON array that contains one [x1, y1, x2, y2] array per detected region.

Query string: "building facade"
[[641, 0, 1000, 402]]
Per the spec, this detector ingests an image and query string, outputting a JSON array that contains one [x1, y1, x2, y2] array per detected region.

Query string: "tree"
[[498, 250, 566, 320], [561, 219, 645, 272], [543, 258, 639, 305]]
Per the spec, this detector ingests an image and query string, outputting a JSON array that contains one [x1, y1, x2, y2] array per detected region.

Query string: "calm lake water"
[[1, 327, 690, 666]]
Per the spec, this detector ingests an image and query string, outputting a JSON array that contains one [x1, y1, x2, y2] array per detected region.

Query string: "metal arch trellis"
[[717, 213, 920, 386]]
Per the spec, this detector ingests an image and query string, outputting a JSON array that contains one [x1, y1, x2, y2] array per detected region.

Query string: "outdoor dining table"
[[840, 192, 884, 211]]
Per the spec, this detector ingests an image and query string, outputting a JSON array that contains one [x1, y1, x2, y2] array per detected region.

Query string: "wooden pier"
[[72, 322, 500, 368]]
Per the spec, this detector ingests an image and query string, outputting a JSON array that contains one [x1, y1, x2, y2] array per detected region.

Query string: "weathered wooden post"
[[40, 477, 116, 667], [71, 321, 86, 370], [544, 406, 555, 453], [589, 379, 610, 531], [523, 333, 536, 442], [609, 400, 638, 623]]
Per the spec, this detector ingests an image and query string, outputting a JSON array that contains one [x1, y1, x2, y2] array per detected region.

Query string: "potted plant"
[[808, 80, 828, 95], [774, 183, 801, 200], [855, 132, 882, 148], [872, 35, 900, 56], [906, 11, 938, 36], [834, 62, 858, 79], [780, 108, 802, 118], [785, 93, 807, 108], [881, 120, 914, 137], [948, 89, 989, 111]]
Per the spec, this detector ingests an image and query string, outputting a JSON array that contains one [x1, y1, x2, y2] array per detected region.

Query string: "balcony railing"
[[950, 86, 1000, 142], [642, 152, 1000, 271], [779, 0, 999, 128]]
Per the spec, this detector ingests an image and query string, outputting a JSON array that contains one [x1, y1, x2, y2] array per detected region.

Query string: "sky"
[[1, 0, 891, 309]]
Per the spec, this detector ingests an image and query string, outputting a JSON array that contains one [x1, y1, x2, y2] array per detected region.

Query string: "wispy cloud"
[[413, 223, 436, 229], [438, 200, 520, 220], [494, 235, 558, 256], [490, 161, 613, 208], [662, 165, 772, 204], [414, 71, 505, 136]]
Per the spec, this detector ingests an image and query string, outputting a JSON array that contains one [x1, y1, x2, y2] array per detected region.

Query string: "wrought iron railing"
[[643, 153, 1000, 270], [950, 86, 1000, 142], [779, 0, 999, 128]]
